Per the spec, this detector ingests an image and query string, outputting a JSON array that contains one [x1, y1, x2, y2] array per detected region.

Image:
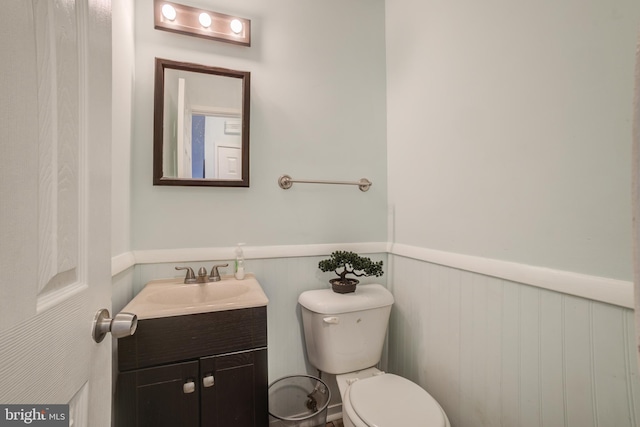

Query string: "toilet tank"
[[298, 284, 394, 375]]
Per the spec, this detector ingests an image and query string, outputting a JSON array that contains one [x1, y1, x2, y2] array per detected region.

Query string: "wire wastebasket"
[[268, 375, 331, 427]]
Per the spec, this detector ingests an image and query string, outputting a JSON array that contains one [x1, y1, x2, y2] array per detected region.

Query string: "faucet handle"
[[209, 263, 229, 282], [175, 266, 197, 284]]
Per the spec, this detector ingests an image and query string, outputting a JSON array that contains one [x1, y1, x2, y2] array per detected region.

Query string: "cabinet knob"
[[203, 374, 215, 388], [183, 380, 195, 394]]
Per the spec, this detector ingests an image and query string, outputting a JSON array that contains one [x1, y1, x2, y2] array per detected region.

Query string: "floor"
[[326, 420, 344, 427]]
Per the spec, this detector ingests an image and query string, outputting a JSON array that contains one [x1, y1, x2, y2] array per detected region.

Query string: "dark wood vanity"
[[115, 306, 268, 427]]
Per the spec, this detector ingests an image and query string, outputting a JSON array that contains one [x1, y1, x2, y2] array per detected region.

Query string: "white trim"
[[111, 251, 136, 276], [110, 242, 633, 309], [132, 242, 388, 264], [325, 404, 343, 423], [268, 404, 341, 426], [390, 243, 634, 309], [110, 243, 386, 276]]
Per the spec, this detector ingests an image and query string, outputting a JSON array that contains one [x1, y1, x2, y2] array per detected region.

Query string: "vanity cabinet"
[[116, 360, 200, 427], [115, 306, 268, 427]]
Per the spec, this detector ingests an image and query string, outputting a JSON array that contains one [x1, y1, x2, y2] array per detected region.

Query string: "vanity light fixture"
[[198, 12, 212, 28], [161, 4, 177, 21], [230, 19, 243, 34], [154, 0, 251, 46]]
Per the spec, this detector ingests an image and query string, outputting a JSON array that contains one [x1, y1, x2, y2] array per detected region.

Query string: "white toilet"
[[298, 284, 450, 427]]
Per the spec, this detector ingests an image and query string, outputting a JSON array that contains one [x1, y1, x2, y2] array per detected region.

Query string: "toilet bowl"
[[336, 368, 449, 427], [298, 284, 450, 427]]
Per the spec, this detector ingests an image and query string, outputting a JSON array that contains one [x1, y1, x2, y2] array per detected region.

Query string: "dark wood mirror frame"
[[153, 58, 250, 187]]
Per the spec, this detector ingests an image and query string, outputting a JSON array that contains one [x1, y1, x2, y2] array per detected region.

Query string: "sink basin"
[[146, 282, 251, 305], [123, 274, 268, 319]]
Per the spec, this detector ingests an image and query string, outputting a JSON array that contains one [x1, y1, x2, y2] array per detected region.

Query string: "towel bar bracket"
[[278, 175, 294, 190]]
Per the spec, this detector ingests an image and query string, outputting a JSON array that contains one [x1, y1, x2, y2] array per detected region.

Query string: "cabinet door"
[[200, 348, 268, 427], [116, 360, 200, 427]]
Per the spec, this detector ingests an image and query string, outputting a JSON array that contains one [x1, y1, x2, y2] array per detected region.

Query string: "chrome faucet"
[[209, 263, 229, 282], [196, 267, 208, 283], [176, 264, 229, 283], [175, 266, 197, 284]]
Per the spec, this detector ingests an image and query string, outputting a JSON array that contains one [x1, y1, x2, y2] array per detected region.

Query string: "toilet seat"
[[347, 374, 447, 427]]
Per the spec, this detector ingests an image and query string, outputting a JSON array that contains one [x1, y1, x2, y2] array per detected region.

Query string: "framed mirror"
[[154, 58, 250, 186]]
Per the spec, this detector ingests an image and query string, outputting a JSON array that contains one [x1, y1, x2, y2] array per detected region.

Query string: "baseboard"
[[326, 403, 343, 422], [267, 404, 341, 426]]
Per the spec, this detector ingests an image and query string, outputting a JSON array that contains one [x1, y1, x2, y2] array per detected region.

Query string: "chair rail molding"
[[111, 242, 633, 308], [390, 243, 633, 309]]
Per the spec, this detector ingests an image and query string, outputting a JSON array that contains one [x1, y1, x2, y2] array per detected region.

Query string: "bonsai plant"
[[318, 251, 384, 293]]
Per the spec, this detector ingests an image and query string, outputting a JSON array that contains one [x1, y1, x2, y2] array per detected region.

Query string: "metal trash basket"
[[268, 375, 331, 427]]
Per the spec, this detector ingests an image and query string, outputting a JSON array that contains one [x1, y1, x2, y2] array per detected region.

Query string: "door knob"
[[92, 308, 138, 343]]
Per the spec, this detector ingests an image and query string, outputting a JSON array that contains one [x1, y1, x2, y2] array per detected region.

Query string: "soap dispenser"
[[235, 243, 245, 280]]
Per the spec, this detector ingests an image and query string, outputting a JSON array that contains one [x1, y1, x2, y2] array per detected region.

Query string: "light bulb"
[[199, 12, 212, 28], [230, 19, 243, 34], [161, 4, 177, 21]]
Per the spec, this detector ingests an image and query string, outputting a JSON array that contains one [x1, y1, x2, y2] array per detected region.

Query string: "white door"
[[177, 77, 193, 178], [0, 1, 112, 426], [217, 146, 242, 180]]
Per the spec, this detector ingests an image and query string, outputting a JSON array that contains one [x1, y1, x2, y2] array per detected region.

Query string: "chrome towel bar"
[[278, 175, 372, 192]]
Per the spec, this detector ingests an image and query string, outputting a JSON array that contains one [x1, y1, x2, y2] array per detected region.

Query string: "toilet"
[[299, 284, 450, 427]]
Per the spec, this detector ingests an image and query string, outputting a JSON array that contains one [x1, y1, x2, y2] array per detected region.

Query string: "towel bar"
[[278, 175, 372, 192]]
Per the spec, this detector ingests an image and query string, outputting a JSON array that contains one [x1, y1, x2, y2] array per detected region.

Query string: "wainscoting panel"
[[388, 255, 640, 427]]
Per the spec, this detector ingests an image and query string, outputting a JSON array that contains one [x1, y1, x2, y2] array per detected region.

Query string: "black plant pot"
[[330, 278, 359, 294]]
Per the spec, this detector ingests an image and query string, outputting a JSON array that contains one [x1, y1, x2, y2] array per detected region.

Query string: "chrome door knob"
[[92, 308, 138, 343]]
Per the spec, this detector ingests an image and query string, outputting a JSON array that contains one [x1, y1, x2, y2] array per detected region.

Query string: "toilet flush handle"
[[323, 316, 339, 324]]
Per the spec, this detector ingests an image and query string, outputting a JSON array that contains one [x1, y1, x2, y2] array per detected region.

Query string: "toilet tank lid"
[[298, 284, 394, 314]]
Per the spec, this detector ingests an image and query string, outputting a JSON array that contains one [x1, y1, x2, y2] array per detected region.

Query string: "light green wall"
[[130, 0, 388, 251], [386, 0, 639, 280], [112, 3, 640, 422]]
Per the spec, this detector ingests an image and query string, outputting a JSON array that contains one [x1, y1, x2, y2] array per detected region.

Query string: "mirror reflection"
[[154, 58, 250, 187]]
